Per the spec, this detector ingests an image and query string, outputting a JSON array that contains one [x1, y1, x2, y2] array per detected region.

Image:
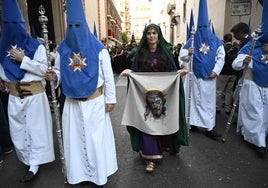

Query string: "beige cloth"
[[8, 81, 45, 98], [121, 72, 181, 135]]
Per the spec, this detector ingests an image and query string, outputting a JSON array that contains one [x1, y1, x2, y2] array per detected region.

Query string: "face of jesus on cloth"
[[144, 90, 166, 120]]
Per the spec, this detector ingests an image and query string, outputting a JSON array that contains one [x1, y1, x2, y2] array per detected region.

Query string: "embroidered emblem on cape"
[[69, 52, 87, 71], [199, 43, 210, 55], [261, 54, 268, 63]]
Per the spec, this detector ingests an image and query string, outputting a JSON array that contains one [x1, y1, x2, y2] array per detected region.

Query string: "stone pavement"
[[0, 76, 267, 188]]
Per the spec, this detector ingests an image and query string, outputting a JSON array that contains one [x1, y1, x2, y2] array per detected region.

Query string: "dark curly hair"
[[137, 46, 170, 72]]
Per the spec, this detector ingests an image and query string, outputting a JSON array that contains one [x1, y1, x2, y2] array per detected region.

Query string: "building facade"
[[0, 0, 123, 47], [0, 0, 263, 47], [114, 0, 263, 46]]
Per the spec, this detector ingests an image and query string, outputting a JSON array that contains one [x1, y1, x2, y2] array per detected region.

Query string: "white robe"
[[179, 46, 225, 130], [0, 45, 55, 166], [54, 49, 118, 185], [233, 54, 268, 147]]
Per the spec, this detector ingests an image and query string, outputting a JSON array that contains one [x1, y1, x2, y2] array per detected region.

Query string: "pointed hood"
[[211, 22, 215, 34], [239, 0, 268, 87], [196, 0, 212, 40], [183, 0, 223, 79], [2, 0, 25, 28], [187, 9, 195, 41], [58, 0, 105, 98], [66, 0, 86, 24], [258, 0, 268, 43], [93, 21, 98, 38], [197, 0, 209, 28], [0, 0, 40, 81]]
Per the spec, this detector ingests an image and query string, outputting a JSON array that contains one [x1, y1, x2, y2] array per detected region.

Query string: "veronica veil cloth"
[[122, 72, 182, 135]]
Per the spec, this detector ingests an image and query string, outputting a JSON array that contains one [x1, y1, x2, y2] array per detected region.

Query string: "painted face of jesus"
[[145, 90, 165, 119]]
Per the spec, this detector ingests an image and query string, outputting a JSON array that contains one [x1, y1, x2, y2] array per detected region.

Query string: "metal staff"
[[187, 25, 195, 131], [221, 27, 261, 143], [38, 5, 67, 179]]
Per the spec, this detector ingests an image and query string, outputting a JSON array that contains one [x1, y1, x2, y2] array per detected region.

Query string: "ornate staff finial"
[[38, 5, 48, 26], [252, 25, 262, 40]]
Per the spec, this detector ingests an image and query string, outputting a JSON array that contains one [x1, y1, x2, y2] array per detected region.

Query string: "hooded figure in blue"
[[0, 0, 40, 82], [237, 6, 268, 87], [232, 0, 268, 158], [58, 0, 105, 98], [0, 0, 55, 182], [183, 0, 223, 79], [179, 0, 225, 139], [49, 0, 118, 185]]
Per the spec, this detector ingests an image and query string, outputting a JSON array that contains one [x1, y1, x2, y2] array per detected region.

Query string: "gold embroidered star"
[[69, 52, 87, 71], [199, 43, 210, 55]]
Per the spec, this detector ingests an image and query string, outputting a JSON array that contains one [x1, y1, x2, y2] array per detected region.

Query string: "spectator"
[[216, 33, 238, 114]]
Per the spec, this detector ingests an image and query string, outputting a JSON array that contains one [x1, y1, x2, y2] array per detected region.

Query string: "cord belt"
[[73, 86, 103, 101], [8, 81, 45, 99]]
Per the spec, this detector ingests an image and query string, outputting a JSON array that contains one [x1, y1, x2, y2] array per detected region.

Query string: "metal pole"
[[187, 25, 195, 131], [38, 5, 67, 180]]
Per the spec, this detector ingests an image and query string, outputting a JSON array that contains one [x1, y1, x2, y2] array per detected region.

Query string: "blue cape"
[[0, 0, 40, 81], [58, 0, 105, 98], [183, 0, 223, 79], [240, 40, 268, 87]]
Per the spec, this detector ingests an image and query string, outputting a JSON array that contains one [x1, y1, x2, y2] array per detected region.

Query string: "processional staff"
[[38, 5, 67, 180], [221, 27, 261, 143], [187, 25, 195, 131]]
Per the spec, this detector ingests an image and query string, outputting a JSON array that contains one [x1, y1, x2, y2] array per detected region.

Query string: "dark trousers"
[[0, 92, 13, 161]]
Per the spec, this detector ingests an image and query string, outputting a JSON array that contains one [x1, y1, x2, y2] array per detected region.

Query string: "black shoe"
[[225, 111, 231, 115], [257, 147, 266, 158], [190, 126, 198, 132], [3, 148, 13, 155], [205, 130, 222, 140], [20, 171, 39, 182]]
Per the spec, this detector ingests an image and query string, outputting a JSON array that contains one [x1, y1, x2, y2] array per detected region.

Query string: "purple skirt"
[[139, 132, 165, 163]]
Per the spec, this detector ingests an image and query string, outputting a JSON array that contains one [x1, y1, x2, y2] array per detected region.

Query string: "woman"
[[121, 23, 188, 173]]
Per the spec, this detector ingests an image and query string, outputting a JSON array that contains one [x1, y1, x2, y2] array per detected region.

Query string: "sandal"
[[145, 162, 155, 173]]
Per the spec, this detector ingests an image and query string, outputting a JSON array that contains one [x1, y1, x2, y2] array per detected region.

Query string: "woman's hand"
[[177, 69, 188, 76], [120, 69, 132, 76]]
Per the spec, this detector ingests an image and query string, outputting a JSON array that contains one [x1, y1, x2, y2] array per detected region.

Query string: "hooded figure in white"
[[179, 0, 225, 138], [233, 0, 268, 158], [0, 0, 55, 182], [50, 0, 118, 185]]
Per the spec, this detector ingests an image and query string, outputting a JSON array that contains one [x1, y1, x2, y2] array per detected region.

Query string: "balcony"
[[167, 3, 176, 15]]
